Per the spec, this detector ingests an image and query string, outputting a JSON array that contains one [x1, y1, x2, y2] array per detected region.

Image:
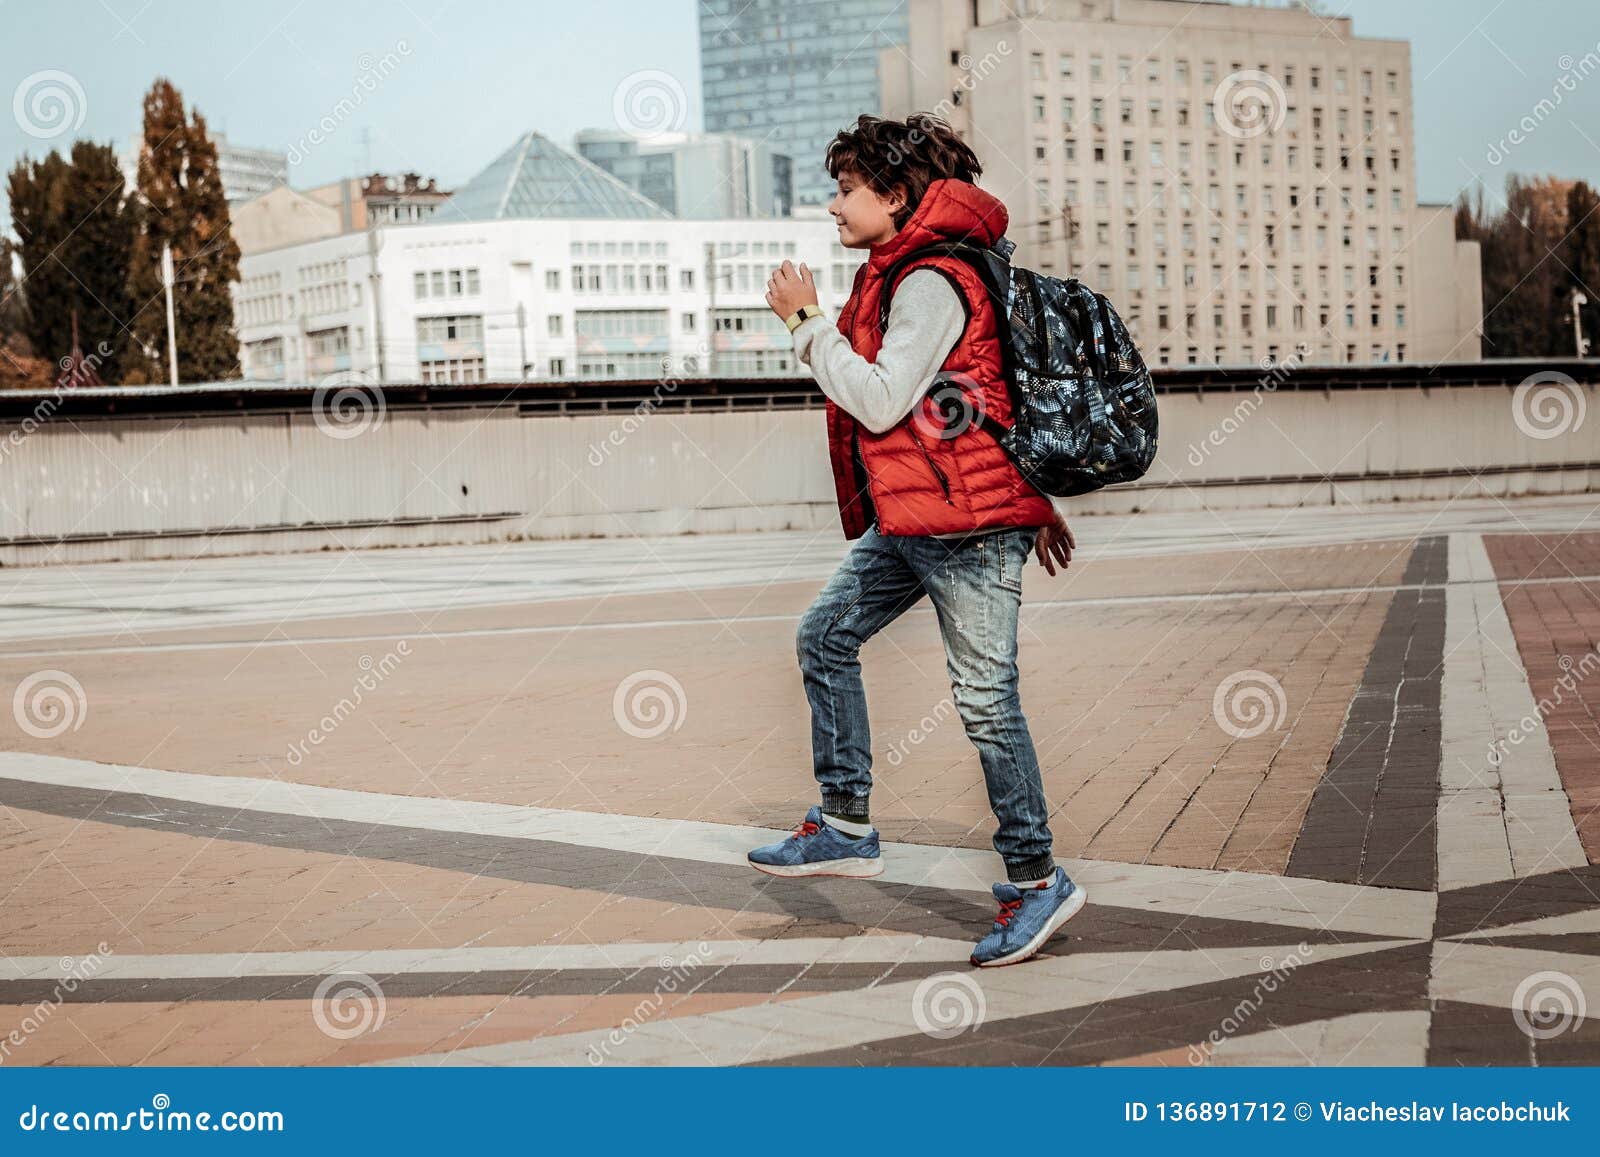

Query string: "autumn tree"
[[1564, 181, 1600, 356], [1457, 175, 1579, 358], [125, 78, 242, 383]]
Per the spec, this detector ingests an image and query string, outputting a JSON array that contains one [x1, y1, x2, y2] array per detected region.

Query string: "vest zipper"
[[908, 426, 955, 506]]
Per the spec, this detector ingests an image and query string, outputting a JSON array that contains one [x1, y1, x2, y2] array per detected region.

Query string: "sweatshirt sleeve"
[[790, 269, 967, 435]]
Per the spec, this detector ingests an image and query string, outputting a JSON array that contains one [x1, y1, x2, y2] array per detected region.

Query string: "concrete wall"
[[2, 379, 1598, 566]]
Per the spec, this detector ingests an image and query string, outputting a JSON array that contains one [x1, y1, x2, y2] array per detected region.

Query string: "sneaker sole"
[[971, 883, 1088, 968], [747, 856, 884, 879]]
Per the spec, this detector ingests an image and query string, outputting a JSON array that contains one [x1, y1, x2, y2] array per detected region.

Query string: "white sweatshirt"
[[790, 269, 965, 435]]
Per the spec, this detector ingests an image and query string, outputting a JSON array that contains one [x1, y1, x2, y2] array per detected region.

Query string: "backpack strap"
[[876, 242, 1018, 440]]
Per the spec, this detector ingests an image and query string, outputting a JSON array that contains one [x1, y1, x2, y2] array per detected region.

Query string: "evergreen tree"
[[126, 78, 242, 383], [6, 142, 138, 379]]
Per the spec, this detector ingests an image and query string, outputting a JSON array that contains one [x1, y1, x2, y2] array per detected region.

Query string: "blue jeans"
[[795, 522, 1056, 882]]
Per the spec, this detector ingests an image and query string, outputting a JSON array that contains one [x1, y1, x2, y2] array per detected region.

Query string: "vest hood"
[[866, 178, 1009, 274]]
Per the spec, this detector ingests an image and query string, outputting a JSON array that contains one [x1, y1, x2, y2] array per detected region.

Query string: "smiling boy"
[[746, 113, 1087, 968]]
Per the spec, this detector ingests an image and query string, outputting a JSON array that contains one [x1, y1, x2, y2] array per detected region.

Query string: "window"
[[417, 314, 484, 344], [548, 314, 563, 337], [546, 269, 561, 290], [413, 272, 426, 299]]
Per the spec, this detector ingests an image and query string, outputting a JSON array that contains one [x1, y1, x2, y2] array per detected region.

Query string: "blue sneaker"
[[969, 867, 1087, 967], [747, 806, 884, 878]]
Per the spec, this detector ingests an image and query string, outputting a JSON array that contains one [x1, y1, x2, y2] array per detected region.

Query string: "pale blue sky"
[[2, 0, 1598, 235]]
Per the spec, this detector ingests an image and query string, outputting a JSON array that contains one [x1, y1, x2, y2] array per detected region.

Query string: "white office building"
[[879, 0, 1483, 364], [234, 132, 850, 383]]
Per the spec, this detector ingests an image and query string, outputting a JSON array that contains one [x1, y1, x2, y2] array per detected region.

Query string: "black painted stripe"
[[0, 775, 1387, 953], [757, 942, 1433, 1067], [1287, 535, 1446, 891]]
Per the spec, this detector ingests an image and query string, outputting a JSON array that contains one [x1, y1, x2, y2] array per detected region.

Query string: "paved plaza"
[[2, 495, 1600, 1066]]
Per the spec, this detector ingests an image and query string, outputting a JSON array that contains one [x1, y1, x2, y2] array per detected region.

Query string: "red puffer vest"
[[825, 178, 1056, 540]]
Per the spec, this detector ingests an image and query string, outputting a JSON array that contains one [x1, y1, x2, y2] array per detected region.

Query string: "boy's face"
[[828, 169, 904, 249]]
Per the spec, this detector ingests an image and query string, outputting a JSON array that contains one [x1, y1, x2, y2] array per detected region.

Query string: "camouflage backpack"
[[878, 236, 1158, 498]]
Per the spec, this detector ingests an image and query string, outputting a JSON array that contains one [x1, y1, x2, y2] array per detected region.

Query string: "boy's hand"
[[1033, 507, 1076, 576], [765, 260, 819, 322]]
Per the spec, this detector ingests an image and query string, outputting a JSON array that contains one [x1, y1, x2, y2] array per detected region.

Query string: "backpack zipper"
[[908, 426, 955, 505]]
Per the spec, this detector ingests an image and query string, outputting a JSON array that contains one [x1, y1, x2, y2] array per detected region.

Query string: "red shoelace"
[[993, 896, 1025, 927], [789, 820, 821, 840]]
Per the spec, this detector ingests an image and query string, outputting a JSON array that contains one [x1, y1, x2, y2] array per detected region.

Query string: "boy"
[[747, 113, 1086, 967]]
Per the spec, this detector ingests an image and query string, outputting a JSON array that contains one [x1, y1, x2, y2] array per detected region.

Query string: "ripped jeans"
[[794, 522, 1056, 883]]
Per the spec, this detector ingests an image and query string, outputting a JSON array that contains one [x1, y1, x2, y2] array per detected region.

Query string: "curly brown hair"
[[824, 113, 983, 230]]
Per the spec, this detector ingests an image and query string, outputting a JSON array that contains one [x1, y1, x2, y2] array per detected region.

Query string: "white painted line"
[[1204, 1011, 1430, 1067], [380, 940, 1419, 1066], [0, 935, 974, 984], [1450, 907, 1600, 941], [1438, 534, 1585, 890], [0, 752, 1433, 939], [1430, 941, 1600, 1011]]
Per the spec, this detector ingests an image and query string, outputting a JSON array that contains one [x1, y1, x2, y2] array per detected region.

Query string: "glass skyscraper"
[[698, 0, 909, 208]]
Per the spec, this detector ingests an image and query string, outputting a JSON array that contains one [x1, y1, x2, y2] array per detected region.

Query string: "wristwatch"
[[784, 304, 825, 333]]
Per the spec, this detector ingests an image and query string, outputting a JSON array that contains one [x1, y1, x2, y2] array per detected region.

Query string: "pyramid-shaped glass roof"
[[447, 131, 671, 220]]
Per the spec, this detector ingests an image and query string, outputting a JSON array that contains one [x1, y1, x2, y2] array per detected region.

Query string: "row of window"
[[1033, 51, 1401, 99], [413, 267, 481, 299], [1127, 302, 1408, 335], [1048, 132, 1405, 182], [416, 315, 484, 344], [1154, 344, 1409, 367]]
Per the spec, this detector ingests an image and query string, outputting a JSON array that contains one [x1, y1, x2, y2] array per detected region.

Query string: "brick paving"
[[1, 498, 1599, 1066]]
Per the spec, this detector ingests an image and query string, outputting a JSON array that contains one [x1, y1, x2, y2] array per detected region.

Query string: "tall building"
[[575, 130, 794, 219], [120, 131, 288, 206], [212, 134, 290, 204], [698, 0, 909, 208], [880, 0, 1482, 364], [233, 130, 852, 384]]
